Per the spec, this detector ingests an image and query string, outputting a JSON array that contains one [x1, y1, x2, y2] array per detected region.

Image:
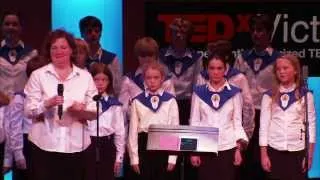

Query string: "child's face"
[[93, 72, 109, 94], [144, 68, 164, 93], [250, 25, 270, 47], [138, 55, 156, 66], [275, 58, 296, 85], [208, 58, 226, 84]]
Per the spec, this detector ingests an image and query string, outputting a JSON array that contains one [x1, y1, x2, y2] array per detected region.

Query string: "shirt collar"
[[279, 83, 296, 93], [102, 94, 109, 102], [144, 88, 165, 97], [1, 39, 24, 48], [206, 80, 231, 92], [165, 46, 193, 58], [45, 63, 81, 82], [248, 46, 273, 56], [135, 67, 143, 76], [89, 47, 103, 60]]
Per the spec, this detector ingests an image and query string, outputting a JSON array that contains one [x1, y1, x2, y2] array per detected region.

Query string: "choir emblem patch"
[[174, 61, 183, 75], [280, 94, 290, 109], [211, 94, 220, 108], [151, 96, 160, 109], [254, 58, 263, 72]]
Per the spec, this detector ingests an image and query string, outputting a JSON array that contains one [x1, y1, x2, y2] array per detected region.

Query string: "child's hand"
[[114, 162, 122, 176], [16, 159, 27, 169], [131, 164, 140, 174], [302, 155, 313, 172], [2, 166, 11, 174], [233, 148, 242, 166], [190, 155, 201, 167], [167, 163, 175, 172], [261, 151, 271, 172]]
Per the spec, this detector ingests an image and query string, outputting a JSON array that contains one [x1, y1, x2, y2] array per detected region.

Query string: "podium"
[[147, 124, 219, 153], [147, 125, 219, 180]]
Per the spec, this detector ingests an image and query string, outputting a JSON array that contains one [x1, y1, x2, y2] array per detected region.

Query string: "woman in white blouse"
[[259, 54, 316, 180], [190, 54, 248, 180], [24, 29, 97, 180]]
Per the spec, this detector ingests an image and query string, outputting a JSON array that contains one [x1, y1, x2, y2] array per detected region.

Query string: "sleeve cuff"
[[168, 155, 177, 164], [236, 130, 248, 143], [3, 157, 13, 167], [259, 137, 268, 146], [130, 156, 139, 165]]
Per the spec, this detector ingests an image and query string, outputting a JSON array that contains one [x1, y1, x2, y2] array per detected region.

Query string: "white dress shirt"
[[128, 89, 179, 165], [189, 81, 248, 151], [0, 40, 38, 97], [259, 84, 316, 151], [88, 95, 125, 162], [196, 65, 255, 139], [234, 47, 281, 109], [24, 63, 98, 153]]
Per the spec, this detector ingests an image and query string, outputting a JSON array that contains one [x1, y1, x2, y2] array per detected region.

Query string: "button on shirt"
[[24, 63, 98, 153], [259, 84, 316, 151], [189, 81, 248, 151]]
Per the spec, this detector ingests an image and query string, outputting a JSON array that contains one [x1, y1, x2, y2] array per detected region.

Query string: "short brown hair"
[[89, 63, 114, 95], [134, 37, 159, 59], [41, 29, 77, 64]]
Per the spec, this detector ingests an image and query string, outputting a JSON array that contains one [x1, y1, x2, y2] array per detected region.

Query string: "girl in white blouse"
[[85, 63, 125, 180], [259, 54, 316, 180], [127, 61, 179, 180], [190, 54, 248, 180]]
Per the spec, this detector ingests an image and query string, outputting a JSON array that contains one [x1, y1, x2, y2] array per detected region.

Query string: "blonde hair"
[[272, 53, 302, 103], [134, 37, 159, 59], [142, 61, 166, 79], [75, 38, 89, 56]]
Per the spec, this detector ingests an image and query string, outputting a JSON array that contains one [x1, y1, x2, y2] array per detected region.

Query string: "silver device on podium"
[[147, 124, 219, 153]]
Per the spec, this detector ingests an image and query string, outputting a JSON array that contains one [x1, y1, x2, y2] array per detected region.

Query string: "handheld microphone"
[[57, 84, 64, 120]]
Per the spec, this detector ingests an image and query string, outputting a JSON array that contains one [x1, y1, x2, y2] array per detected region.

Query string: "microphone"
[[57, 84, 64, 120], [302, 65, 309, 87], [93, 94, 102, 101]]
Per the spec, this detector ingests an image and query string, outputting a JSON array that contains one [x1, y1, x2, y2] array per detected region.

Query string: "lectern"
[[147, 125, 219, 180]]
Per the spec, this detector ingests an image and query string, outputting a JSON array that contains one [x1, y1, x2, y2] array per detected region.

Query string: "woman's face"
[[50, 38, 73, 67]]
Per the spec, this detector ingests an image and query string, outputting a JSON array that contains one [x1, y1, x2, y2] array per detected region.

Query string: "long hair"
[[271, 54, 302, 104], [89, 63, 114, 95]]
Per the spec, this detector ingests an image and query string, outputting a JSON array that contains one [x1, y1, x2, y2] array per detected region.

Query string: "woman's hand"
[[44, 95, 63, 109]]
